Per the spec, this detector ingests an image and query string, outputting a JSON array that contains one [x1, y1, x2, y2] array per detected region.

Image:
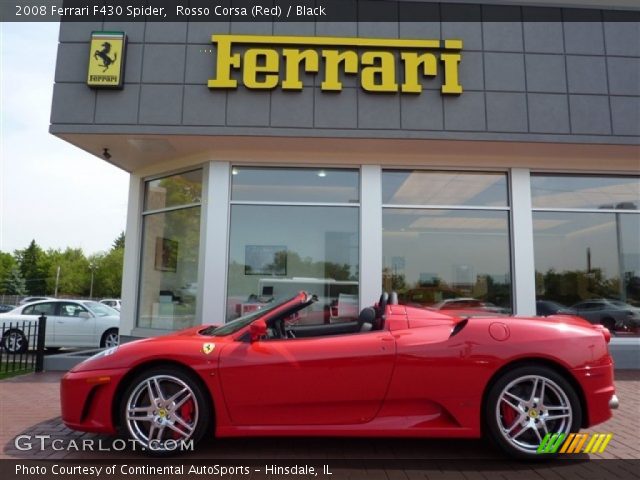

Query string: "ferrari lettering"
[[208, 35, 463, 94]]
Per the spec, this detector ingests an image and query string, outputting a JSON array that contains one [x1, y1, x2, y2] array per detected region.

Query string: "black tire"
[[485, 365, 582, 460], [1, 329, 28, 353], [601, 318, 615, 332], [100, 328, 119, 348], [119, 365, 211, 456]]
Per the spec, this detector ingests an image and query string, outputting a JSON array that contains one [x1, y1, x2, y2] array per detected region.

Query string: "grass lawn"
[[0, 363, 33, 380]]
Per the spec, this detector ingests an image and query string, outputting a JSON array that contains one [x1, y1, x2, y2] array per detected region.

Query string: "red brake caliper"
[[172, 400, 194, 439], [501, 400, 519, 433]]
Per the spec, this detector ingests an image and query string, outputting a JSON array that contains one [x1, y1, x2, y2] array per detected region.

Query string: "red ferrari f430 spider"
[[60, 292, 617, 459]]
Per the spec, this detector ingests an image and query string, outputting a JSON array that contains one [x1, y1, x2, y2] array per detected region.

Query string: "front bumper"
[[60, 368, 128, 434]]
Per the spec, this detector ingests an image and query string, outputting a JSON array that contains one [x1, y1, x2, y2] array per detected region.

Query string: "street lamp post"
[[89, 263, 97, 299]]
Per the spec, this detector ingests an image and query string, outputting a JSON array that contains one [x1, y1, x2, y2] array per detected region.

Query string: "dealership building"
[[49, 0, 639, 347]]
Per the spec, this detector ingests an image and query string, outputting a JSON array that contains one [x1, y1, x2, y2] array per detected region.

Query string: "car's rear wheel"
[[485, 365, 581, 459], [100, 328, 119, 348], [119, 366, 210, 455], [1, 329, 28, 353]]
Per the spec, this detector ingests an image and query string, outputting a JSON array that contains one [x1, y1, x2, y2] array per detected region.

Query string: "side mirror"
[[249, 319, 267, 343], [79, 311, 91, 319]]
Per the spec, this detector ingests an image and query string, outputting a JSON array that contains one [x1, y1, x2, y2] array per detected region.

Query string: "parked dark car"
[[536, 300, 577, 317]]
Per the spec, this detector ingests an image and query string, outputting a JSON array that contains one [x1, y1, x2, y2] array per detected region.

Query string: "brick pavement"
[[1, 370, 638, 478]]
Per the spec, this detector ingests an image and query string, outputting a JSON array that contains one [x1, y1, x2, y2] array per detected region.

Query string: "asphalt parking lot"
[[1, 371, 638, 479]]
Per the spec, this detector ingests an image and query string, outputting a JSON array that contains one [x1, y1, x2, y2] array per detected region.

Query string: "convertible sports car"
[[60, 292, 617, 459]]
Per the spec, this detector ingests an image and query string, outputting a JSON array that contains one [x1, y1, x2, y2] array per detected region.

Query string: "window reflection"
[[138, 207, 201, 330], [144, 170, 203, 211], [231, 167, 359, 203], [534, 212, 640, 334], [382, 171, 508, 207], [227, 205, 359, 323], [531, 175, 640, 210], [382, 209, 512, 312]]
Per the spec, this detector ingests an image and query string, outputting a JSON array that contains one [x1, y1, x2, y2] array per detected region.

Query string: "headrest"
[[358, 307, 376, 325]]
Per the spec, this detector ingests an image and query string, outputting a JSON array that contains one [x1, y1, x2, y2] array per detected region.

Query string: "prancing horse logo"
[[94, 42, 117, 72]]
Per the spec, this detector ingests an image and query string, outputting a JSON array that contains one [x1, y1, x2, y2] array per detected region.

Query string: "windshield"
[[82, 301, 118, 317], [204, 295, 296, 336]]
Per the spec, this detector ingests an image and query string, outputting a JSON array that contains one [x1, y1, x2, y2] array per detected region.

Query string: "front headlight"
[[87, 346, 119, 361]]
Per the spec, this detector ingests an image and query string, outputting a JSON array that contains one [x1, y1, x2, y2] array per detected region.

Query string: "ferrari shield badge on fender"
[[202, 343, 215, 355]]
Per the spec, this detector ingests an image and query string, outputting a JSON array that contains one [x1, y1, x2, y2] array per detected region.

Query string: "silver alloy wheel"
[[125, 375, 199, 451], [3, 331, 25, 353], [495, 374, 572, 454], [104, 331, 119, 348]]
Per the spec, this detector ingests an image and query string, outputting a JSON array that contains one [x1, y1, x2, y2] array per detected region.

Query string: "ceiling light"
[[317, 170, 327, 178], [232, 168, 239, 175]]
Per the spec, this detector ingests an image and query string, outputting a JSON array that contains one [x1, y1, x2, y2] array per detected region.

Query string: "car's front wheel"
[[100, 328, 119, 348], [119, 366, 210, 455], [1, 329, 28, 353], [485, 365, 581, 459]]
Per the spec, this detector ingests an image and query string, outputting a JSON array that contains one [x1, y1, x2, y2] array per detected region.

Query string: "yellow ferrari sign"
[[87, 31, 126, 88], [202, 343, 215, 355]]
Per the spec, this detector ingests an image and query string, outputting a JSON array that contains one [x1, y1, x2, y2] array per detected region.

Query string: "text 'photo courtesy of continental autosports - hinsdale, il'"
[[61, 291, 618, 459]]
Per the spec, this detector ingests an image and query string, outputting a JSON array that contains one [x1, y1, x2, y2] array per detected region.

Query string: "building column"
[[359, 165, 383, 310], [510, 168, 537, 316], [120, 174, 142, 338], [198, 161, 231, 324]]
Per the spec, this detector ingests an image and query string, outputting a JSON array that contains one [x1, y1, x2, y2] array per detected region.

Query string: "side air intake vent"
[[450, 318, 469, 337]]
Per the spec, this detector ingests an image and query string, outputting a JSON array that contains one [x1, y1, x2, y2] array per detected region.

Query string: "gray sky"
[[0, 22, 129, 255]]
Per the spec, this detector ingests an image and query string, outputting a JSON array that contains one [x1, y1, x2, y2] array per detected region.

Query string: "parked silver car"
[[571, 299, 640, 332]]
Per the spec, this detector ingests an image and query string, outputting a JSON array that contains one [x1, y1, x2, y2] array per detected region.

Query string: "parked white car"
[[0, 299, 120, 353], [18, 296, 53, 305], [99, 298, 121, 311]]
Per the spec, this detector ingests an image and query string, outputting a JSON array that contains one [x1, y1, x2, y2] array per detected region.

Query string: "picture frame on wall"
[[245, 245, 287, 276], [155, 237, 179, 272]]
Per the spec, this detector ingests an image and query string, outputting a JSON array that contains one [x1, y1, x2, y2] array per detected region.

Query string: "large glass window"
[[227, 167, 359, 323], [382, 171, 512, 313], [532, 175, 640, 334], [138, 170, 203, 330]]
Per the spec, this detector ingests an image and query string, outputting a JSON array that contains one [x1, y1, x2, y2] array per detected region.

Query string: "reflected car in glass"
[[0, 300, 119, 353], [60, 291, 616, 460], [536, 300, 577, 317], [571, 299, 640, 333], [430, 298, 509, 315]]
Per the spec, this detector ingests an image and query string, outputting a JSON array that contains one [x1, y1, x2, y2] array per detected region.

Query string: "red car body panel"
[[60, 293, 615, 441]]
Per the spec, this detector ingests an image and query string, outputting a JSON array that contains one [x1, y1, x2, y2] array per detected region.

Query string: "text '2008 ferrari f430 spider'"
[[60, 291, 617, 459]]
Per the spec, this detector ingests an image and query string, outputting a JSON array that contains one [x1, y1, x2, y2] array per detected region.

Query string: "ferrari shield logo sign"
[[87, 31, 126, 88], [202, 343, 215, 355]]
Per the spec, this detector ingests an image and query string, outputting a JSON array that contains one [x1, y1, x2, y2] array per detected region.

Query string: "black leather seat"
[[358, 307, 376, 332]]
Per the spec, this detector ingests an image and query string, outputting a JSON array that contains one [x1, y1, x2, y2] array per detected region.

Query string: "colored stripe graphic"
[[537, 433, 566, 454], [538, 433, 613, 454], [584, 434, 613, 453], [566, 433, 589, 453]]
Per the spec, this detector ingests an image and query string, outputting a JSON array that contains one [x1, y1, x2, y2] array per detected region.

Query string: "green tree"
[[112, 231, 125, 250], [90, 247, 124, 298], [4, 266, 26, 295], [15, 240, 49, 295], [0, 251, 17, 294], [45, 248, 90, 296]]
